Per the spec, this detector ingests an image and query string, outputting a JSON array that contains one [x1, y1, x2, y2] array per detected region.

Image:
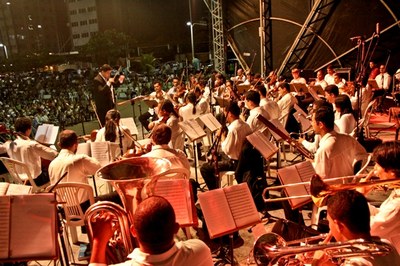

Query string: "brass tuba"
[[252, 232, 393, 266], [84, 157, 172, 263]]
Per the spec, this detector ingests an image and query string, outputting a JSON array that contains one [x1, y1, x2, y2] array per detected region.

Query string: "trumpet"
[[252, 232, 393, 266], [262, 174, 400, 206]]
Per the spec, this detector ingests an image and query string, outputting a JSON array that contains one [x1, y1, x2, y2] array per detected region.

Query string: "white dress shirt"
[[335, 113, 357, 135], [324, 73, 335, 85], [246, 106, 270, 133], [221, 119, 252, 160], [5, 136, 58, 179], [165, 115, 185, 151], [277, 93, 297, 126], [261, 98, 281, 120], [369, 188, 400, 253], [179, 103, 200, 121], [142, 144, 190, 172], [375, 73, 392, 90], [313, 131, 367, 179]]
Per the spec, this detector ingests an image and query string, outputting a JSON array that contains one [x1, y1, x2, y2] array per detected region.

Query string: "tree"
[[81, 29, 134, 65]]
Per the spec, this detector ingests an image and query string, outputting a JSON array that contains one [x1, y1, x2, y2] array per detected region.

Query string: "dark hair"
[[59, 130, 78, 149], [14, 117, 32, 134], [160, 100, 179, 118], [325, 85, 339, 97], [313, 99, 333, 110], [104, 109, 121, 142], [151, 124, 172, 145], [373, 141, 400, 178], [133, 196, 176, 247], [186, 92, 197, 115], [100, 64, 112, 72], [335, 94, 355, 118], [327, 190, 370, 235], [245, 90, 260, 106], [226, 101, 240, 117], [278, 82, 290, 92], [314, 106, 334, 131], [255, 84, 267, 97]]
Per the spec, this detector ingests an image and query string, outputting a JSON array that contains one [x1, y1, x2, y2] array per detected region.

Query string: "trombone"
[[263, 174, 400, 206], [252, 232, 393, 266]]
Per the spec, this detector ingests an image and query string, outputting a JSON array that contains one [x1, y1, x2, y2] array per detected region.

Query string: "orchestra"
[[2, 62, 400, 266]]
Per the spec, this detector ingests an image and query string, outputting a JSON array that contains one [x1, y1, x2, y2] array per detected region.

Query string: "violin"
[[78, 129, 99, 142], [122, 143, 153, 158]]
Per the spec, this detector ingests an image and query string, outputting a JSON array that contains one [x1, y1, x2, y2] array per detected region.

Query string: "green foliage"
[[139, 53, 156, 74], [80, 29, 134, 65]]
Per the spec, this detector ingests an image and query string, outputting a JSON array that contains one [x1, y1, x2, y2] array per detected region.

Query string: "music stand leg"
[[229, 234, 235, 265], [193, 141, 198, 183], [57, 208, 69, 266], [91, 175, 98, 197]]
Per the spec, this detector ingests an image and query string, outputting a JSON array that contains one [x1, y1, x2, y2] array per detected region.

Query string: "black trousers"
[[200, 154, 237, 190], [138, 111, 158, 132]]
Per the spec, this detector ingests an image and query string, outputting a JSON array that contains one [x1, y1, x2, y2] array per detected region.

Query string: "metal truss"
[[262, 0, 273, 75], [277, 0, 338, 77], [210, 0, 225, 73]]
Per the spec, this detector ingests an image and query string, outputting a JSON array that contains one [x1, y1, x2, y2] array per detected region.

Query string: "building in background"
[[0, 0, 71, 58]]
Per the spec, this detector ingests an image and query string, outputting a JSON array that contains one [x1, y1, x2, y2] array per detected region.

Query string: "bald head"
[[59, 130, 78, 149]]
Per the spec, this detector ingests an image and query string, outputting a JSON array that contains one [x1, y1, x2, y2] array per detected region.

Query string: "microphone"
[[376, 22, 380, 36]]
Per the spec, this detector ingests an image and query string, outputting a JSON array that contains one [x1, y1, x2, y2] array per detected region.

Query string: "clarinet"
[[257, 114, 315, 160]]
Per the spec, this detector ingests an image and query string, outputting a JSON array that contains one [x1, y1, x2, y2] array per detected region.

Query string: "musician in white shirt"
[[358, 141, 400, 253], [324, 65, 336, 85], [312, 106, 367, 179], [95, 109, 133, 157], [277, 82, 297, 127], [245, 90, 271, 132], [375, 65, 392, 91], [290, 68, 307, 84], [334, 94, 357, 135], [138, 81, 166, 132]]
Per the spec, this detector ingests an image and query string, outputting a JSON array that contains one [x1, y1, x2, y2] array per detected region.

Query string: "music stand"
[[198, 183, 261, 265], [178, 119, 207, 183]]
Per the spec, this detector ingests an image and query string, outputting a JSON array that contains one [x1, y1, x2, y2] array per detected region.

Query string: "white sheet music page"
[[154, 179, 193, 226], [90, 141, 111, 166], [0, 196, 10, 259], [246, 131, 278, 160], [9, 194, 57, 259], [45, 125, 59, 145], [224, 183, 260, 229], [295, 161, 316, 195], [278, 161, 313, 209], [120, 117, 139, 136], [76, 142, 91, 156], [198, 189, 236, 238], [6, 184, 32, 195], [34, 124, 49, 143]]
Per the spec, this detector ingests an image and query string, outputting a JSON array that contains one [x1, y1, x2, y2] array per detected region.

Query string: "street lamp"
[[0, 43, 8, 59], [186, 21, 207, 61]]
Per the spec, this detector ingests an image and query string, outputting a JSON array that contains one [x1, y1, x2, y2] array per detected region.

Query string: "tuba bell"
[[252, 232, 393, 266], [85, 157, 172, 263]]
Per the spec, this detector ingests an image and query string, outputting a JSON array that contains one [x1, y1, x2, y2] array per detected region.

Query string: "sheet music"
[[34, 124, 59, 145], [224, 183, 260, 229], [309, 85, 323, 100], [246, 131, 278, 160], [198, 189, 236, 238], [90, 141, 111, 166], [295, 161, 316, 195], [198, 113, 221, 132], [120, 117, 139, 136], [34, 124, 49, 143], [9, 194, 57, 259], [76, 142, 91, 156], [278, 161, 314, 209], [0, 196, 10, 259], [154, 179, 193, 226], [6, 184, 32, 195], [179, 119, 207, 141]]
